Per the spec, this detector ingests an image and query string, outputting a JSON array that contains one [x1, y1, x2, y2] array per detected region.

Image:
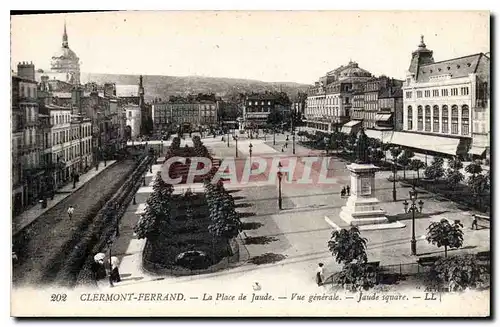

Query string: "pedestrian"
[[346, 185, 351, 196], [110, 256, 121, 283], [316, 263, 324, 286], [471, 214, 478, 230], [341, 187, 346, 197], [92, 253, 107, 285], [67, 205, 75, 220]]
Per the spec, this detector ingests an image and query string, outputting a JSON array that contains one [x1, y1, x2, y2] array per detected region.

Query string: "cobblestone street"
[[13, 159, 137, 286]]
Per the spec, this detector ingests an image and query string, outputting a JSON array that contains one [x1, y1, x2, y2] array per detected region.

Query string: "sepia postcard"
[[10, 10, 491, 317]]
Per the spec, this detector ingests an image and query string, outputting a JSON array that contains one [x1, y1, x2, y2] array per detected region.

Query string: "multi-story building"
[[242, 92, 290, 129], [125, 104, 142, 139], [378, 82, 403, 131], [400, 36, 490, 159], [243, 93, 282, 128], [152, 98, 219, 132], [306, 61, 373, 133], [12, 64, 49, 212], [48, 104, 73, 186]]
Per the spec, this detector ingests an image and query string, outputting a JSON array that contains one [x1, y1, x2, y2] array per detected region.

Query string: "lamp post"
[[107, 238, 114, 287], [277, 162, 283, 210], [273, 126, 276, 145], [403, 185, 424, 256], [234, 135, 238, 158], [392, 158, 397, 202], [227, 129, 230, 147], [249, 143, 253, 161], [292, 131, 296, 155]]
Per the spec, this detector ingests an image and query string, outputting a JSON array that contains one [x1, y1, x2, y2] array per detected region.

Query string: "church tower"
[[138, 75, 145, 107], [408, 35, 434, 77]]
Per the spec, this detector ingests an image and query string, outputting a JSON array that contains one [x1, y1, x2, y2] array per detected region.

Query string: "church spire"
[[62, 20, 68, 48]]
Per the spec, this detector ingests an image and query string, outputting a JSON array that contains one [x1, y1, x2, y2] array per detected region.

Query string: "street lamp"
[[292, 131, 296, 155], [227, 129, 230, 147], [249, 143, 253, 161], [277, 162, 283, 210], [233, 135, 239, 158], [273, 126, 276, 145], [402, 185, 424, 256], [107, 238, 114, 287]]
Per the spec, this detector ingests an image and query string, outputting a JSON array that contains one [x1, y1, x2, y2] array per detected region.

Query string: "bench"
[[473, 214, 490, 229], [417, 256, 440, 267]]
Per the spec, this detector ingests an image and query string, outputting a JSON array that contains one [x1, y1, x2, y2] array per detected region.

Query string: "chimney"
[[17, 61, 35, 81]]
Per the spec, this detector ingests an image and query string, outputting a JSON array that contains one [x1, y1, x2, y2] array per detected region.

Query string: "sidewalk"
[[12, 160, 117, 235]]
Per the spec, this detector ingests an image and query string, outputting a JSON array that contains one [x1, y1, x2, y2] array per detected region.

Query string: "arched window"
[[417, 105, 423, 131], [433, 105, 439, 132], [451, 105, 459, 134], [461, 105, 470, 135], [407, 106, 413, 130], [442, 105, 449, 133], [424, 105, 431, 131]]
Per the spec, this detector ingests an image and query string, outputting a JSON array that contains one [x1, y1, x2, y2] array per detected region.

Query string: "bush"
[[431, 254, 490, 291]]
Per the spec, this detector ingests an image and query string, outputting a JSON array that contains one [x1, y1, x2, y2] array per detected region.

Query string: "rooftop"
[[416, 53, 488, 82]]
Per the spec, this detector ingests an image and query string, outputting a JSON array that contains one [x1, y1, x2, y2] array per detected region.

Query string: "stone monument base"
[[339, 195, 389, 226]]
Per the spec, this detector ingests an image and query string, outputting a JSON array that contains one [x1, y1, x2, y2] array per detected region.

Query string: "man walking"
[[346, 185, 351, 196], [67, 205, 75, 220], [471, 214, 478, 230]]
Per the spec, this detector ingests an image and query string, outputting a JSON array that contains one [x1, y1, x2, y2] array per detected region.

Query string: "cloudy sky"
[[11, 11, 489, 84]]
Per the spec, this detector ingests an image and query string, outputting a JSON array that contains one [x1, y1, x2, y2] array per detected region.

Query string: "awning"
[[341, 120, 362, 134], [391, 132, 460, 156], [365, 129, 394, 144], [375, 113, 392, 122], [469, 146, 486, 156]]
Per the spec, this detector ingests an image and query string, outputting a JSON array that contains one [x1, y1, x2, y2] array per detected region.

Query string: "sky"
[[11, 11, 490, 85]]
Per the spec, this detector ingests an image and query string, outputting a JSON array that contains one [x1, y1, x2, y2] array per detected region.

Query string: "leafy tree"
[[369, 147, 385, 164], [267, 109, 284, 129], [425, 156, 445, 180], [328, 227, 367, 265], [445, 168, 464, 188], [468, 173, 489, 209], [426, 219, 464, 257], [448, 157, 463, 171], [134, 173, 172, 239], [465, 160, 483, 179], [431, 254, 489, 292], [205, 180, 241, 253], [334, 262, 378, 292], [410, 159, 426, 181], [397, 153, 412, 180], [389, 146, 402, 162]]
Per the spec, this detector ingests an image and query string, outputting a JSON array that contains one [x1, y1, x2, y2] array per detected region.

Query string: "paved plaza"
[[103, 136, 489, 294]]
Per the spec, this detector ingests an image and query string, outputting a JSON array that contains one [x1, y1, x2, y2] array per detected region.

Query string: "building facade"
[[125, 104, 142, 139], [153, 99, 219, 132], [243, 93, 290, 129], [401, 36, 490, 159], [305, 61, 373, 133]]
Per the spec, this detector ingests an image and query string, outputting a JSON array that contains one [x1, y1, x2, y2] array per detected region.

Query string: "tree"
[[426, 219, 464, 257], [205, 180, 242, 255], [465, 160, 483, 179], [397, 153, 411, 180], [334, 262, 378, 292], [410, 159, 426, 182], [431, 254, 489, 292], [448, 157, 463, 171], [445, 168, 464, 188], [468, 173, 489, 209], [369, 147, 385, 165], [425, 156, 445, 180], [328, 227, 367, 265], [389, 146, 402, 162], [134, 173, 172, 239]]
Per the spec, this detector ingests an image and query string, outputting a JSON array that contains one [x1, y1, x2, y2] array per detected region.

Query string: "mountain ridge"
[[81, 72, 311, 101]]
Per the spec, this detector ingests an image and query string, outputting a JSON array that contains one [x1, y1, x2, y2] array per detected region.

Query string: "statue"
[[354, 128, 370, 164]]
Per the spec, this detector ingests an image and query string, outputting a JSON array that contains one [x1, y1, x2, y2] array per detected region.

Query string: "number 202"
[[50, 294, 67, 302]]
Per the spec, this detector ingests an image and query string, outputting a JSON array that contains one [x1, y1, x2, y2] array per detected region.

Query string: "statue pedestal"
[[339, 163, 389, 226]]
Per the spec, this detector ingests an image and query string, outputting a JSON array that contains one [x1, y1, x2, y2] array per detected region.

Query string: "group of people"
[[92, 253, 121, 287], [340, 185, 351, 197]]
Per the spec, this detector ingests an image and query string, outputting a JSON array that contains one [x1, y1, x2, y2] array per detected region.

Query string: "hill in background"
[[82, 73, 311, 102]]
